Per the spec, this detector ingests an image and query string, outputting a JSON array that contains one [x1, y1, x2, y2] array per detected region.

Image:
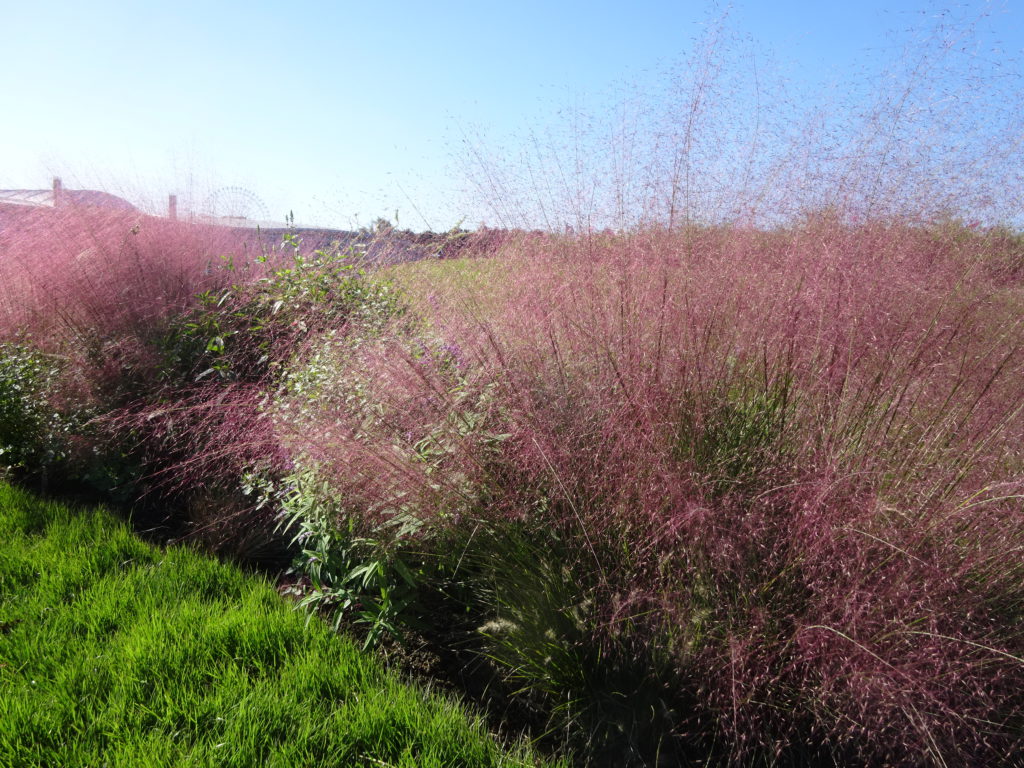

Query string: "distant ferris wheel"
[[202, 186, 271, 221]]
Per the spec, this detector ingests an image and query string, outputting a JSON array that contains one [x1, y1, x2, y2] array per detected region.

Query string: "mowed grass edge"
[[0, 482, 557, 768]]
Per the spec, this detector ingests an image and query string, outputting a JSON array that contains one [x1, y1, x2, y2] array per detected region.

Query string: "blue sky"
[[1, 1, 1020, 229]]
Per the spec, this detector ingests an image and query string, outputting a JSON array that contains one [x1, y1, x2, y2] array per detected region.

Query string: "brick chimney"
[[168, 194, 178, 221], [52, 177, 63, 208]]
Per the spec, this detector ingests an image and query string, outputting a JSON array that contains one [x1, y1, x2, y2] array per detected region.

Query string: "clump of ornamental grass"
[[0, 207, 247, 348], [0, 206, 264, 489], [0, 205, 273, 417], [0, 201, 402, 505], [271, 219, 1023, 765]]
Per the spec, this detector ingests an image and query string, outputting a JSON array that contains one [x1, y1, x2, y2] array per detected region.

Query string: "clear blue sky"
[[1, 1, 1020, 229]]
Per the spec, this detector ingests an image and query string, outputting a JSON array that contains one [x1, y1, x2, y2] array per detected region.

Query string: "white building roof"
[[0, 187, 136, 211]]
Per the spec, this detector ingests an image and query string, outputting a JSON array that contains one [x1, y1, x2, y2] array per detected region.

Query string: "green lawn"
[[390, 255, 516, 320], [0, 482, 555, 768]]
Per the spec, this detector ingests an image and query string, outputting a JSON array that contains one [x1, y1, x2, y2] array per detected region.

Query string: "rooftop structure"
[[0, 178, 136, 212]]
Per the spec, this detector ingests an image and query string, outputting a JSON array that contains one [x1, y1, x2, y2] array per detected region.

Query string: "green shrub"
[[271, 467, 425, 650], [0, 342, 80, 473], [160, 236, 404, 387]]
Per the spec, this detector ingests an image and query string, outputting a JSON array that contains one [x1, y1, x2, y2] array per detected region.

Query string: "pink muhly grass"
[[278, 219, 1024, 762], [0, 202, 283, 494], [0, 206, 253, 346], [117, 383, 288, 491], [247, 7, 1022, 759]]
